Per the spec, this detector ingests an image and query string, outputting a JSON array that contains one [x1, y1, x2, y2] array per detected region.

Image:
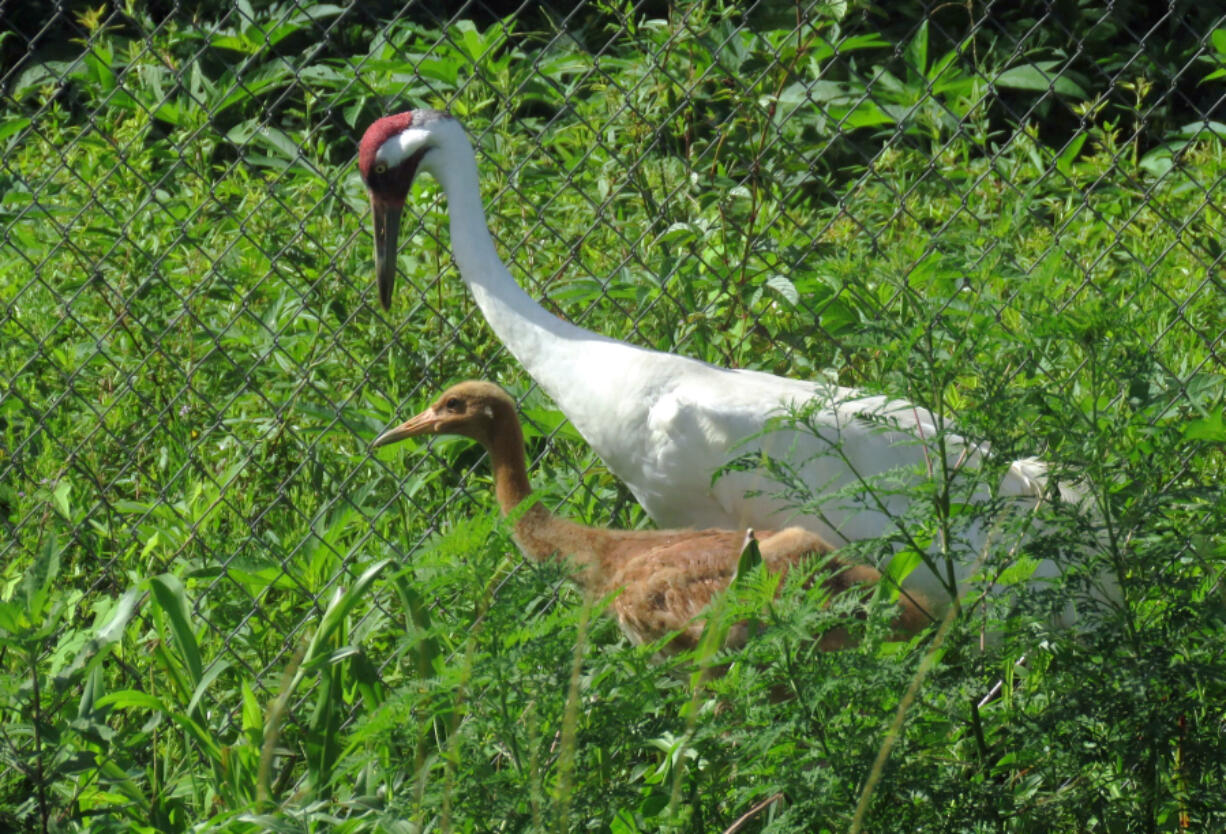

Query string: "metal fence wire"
[[1, 0, 1224, 815]]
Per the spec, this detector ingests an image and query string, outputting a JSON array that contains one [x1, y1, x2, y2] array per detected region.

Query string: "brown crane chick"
[[374, 381, 932, 654]]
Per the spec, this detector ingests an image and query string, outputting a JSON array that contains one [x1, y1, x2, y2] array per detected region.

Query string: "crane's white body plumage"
[[373, 111, 1094, 612]]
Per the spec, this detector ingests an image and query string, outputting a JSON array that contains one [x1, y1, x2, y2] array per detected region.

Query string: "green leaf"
[[1184, 410, 1226, 442], [261, 5, 345, 49], [209, 34, 251, 53], [302, 560, 391, 671], [99, 688, 167, 712], [185, 658, 231, 719], [12, 60, 71, 98], [995, 556, 1040, 586], [1055, 132, 1088, 175], [0, 601, 21, 632], [391, 576, 441, 679], [1139, 145, 1175, 177], [101, 689, 224, 763], [765, 274, 799, 306], [149, 574, 203, 688], [884, 548, 923, 597], [54, 588, 142, 684], [240, 680, 262, 741], [0, 116, 30, 144], [1212, 27, 1226, 56], [51, 479, 72, 519], [93, 595, 140, 646], [994, 62, 1087, 98], [732, 532, 763, 588], [928, 46, 961, 86], [828, 99, 896, 129], [20, 526, 62, 619], [904, 20, 929, 80]]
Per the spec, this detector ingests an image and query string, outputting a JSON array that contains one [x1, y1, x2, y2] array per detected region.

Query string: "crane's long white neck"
[[421, 129, 665, 454], [426, 138, 592, 355]]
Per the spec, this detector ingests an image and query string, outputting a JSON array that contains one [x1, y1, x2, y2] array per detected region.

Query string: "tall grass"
[[1, 2, 1224, 831]]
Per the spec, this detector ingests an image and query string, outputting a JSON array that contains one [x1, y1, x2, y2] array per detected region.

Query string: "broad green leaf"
[[1212, 27, 1226, 56], [149, 574, 204, 688], [884, 548, 924, 597], [97, 688, 167, 712], [51, 479, 72, 519], [185, 658, 232, 719], [995, 556, 1041, 586], [241, 680, 262, 741], [209, 34, 250, 53], [995, 62, 1087, 98], [391, 575, 442, 681], [54, 588, 142, 684], [302, 559, 392, 671], [20, 527, 62, 618], [829, 100, 896, 128], [1184, 410, 1226, 442], [94, 589, 142, 644], [732, 532, 763, 588], [1056, 132, 1088, 175], [904, 20, 929, 80], [0, 116, 30, 144], [765, 274, 799, 306]]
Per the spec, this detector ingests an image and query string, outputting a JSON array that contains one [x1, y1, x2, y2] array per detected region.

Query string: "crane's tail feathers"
[[1003, 457, 1091, 508]]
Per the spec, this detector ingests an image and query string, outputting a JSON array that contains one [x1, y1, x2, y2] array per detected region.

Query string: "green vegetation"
[[2, 1, 1224, 831]]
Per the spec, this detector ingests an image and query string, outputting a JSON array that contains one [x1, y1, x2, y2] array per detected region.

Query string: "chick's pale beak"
[[373, 407, 439, 449], [372, 197, 402, 311]]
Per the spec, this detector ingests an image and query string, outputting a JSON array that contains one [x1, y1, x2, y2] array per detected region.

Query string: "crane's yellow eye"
[[374, 162, 388, 175]]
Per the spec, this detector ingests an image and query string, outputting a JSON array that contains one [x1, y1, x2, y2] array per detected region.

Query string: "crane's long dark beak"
[[372, 196, 402, 311], [373, 406, 439, 448]]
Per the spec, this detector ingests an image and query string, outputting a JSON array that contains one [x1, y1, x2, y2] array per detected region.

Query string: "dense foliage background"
[[2, 1, 1224, 830]]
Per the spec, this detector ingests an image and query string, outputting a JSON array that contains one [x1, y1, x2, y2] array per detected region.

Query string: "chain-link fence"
[[2, 0, 1225, 827]]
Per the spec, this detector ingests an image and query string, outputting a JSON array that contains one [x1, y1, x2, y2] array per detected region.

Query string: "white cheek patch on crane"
[[375, 126, 435, 168]]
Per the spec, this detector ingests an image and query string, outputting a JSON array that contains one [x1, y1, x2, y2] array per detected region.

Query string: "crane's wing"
[[608, 525, 885, 654], [608, 532, 743, 653], [643, 365, 971, 538]]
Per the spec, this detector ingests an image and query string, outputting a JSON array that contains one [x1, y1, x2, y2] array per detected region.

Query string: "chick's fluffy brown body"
[[376, 381, 931, 653]]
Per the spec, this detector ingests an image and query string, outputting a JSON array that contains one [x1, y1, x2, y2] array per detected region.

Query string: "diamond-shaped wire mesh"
[[1, 0, 1224, 821]]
